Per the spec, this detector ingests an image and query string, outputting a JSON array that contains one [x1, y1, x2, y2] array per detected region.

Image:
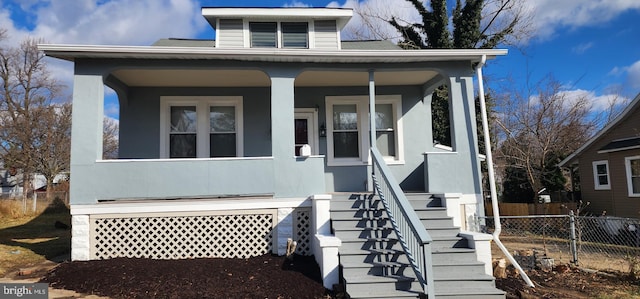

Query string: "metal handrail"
[[370, 147, 435, 297]]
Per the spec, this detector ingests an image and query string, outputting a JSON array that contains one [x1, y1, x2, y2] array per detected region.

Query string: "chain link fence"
[[479, 214, 640, 273]]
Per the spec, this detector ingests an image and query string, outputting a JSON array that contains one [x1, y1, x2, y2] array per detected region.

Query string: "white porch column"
[[367, 70, 376, 191]]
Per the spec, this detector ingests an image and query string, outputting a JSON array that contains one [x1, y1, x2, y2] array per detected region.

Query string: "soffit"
[[111, 69, 439, 87]]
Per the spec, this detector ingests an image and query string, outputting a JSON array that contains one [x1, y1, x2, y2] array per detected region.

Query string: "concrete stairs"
[[331, 193, 505, 299]]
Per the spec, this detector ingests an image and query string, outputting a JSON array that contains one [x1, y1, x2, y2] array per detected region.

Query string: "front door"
[[294, 109, 318, 156]]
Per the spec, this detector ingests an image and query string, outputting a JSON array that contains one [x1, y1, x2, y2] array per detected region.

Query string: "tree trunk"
[[46, 177, 54, 201]]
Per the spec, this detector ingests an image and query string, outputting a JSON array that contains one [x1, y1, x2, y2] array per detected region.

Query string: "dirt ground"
[[496, 264, 640, 298], [0, 254, 637, 298]]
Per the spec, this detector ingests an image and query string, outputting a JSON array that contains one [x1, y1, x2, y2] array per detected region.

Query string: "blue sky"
[[1, 0, 639, 120]]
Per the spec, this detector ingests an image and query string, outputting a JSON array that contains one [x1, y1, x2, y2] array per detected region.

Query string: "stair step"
[[345, 274, 415, 284], [332, 192, 504, 299], [345, 287, 424, 299]]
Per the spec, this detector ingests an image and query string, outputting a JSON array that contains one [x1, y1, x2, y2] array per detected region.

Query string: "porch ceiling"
[[111, 69, 439, 87]]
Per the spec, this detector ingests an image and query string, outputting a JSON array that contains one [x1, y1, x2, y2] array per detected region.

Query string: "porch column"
[[367, 70, 376, 191], [69, 70, 105, 260], [447, 65, 483, 200], [268, 69, 297, 197]]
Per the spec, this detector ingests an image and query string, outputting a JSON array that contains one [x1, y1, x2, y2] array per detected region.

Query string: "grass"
[[0, 198, 71, 277]]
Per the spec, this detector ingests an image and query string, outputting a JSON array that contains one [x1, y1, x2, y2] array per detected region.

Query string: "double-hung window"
[[161, 96, 243, 159], [625, 156, 640, 197], [326, 95, 403, 166], [592, 160, 611, 190], [249, 21, 308, 48]]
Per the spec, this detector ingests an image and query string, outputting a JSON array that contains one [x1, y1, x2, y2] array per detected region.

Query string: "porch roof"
[[39, 44, 507, 64]]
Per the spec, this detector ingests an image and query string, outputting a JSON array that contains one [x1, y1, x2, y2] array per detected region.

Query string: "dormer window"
[[249, 21, 309, 49], [282, 22, 308, 48], [249, 22, 277, 48]]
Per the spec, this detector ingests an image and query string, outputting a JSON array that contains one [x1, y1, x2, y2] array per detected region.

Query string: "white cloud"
[[625, 60, 640, 89], [31, 0, 206, 45], [571, 42, 593, 54], [284, 1, 312, 8], [521, 0, 640, 42], [608, 60, 640, 91]]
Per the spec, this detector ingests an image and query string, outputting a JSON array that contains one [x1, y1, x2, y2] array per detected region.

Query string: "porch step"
[[332, 193, 504, 299]]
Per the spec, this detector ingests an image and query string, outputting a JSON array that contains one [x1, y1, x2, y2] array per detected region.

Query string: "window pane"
[[376, 131, 396, 157], [333, 105, 357, 130], [631, 159, 640, 175], [170, 106, 196, 133], [632, 177, 640, 194], [295, 119, 309, 144], [170, 134, 196, 158], [210, 106, 235, 132], [596, 164, 608, 175], [250, 22, 277, 47], [333, 132, 359, 158], [210, 133, 236, 157], [375, 104, 394, 130], [598, 175, 609, 186], [282, 22, 308, 48]]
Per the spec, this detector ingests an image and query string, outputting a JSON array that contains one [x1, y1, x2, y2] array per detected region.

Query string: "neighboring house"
[[41, 7, 507, 298], [560, 92, 640, 218], [0, 164, 20, 197]]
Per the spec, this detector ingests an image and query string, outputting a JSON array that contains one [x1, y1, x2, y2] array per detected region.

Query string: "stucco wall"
[[117, 85, 428, 192]]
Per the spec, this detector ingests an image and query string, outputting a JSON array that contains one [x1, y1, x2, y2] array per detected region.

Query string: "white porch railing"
[[371, 147, 435, 298]]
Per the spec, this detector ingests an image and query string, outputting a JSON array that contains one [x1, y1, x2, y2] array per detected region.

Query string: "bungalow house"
[[560, 92, 640, 218], [40, 7, 507, 298]]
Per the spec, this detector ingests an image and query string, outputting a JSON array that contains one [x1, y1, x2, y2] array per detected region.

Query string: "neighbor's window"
[[161, 96, 243, 159], [592, 160, 611, 190], [250, 22, 277, 48], [326, 95, 403, 166], [625, 156, 640, 197]]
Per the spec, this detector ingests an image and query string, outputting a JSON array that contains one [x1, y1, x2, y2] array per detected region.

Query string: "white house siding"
[[217, 19, 244, 48], [313, 20, 339, 49]]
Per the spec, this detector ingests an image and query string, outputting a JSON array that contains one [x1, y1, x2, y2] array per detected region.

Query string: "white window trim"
[[592, 160, 611, 190], [243, 20, 310, 49], [326, 95, 404, 167], [160, 96, 243, 159], [625, 156, 640, 197]]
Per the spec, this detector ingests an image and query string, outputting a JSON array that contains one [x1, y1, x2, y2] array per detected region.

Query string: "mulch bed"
[[42, 254, 331, 299]]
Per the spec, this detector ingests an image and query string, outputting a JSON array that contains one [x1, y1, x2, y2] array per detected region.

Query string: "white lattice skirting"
[[80, 205, 312, 260]]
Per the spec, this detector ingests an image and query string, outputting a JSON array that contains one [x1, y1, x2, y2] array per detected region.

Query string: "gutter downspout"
[[476, 55, 534, 287]]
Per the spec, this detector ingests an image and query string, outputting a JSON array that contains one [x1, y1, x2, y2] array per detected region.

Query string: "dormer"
[[202, 8, 353, 50]]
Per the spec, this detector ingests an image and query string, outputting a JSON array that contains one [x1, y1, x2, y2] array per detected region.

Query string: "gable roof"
[[559, 92, 640, 167], [201, 7, 353, 30], [151, 38, 401, 50], [39, 43, 506, 64]]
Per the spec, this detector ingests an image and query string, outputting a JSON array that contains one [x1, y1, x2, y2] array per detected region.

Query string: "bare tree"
[[103, 117, 119, 159], [494, 75, 620, 201], [348, 0, 532, 48], [0, 35, 67, 201], [34, 103, 71, 200]]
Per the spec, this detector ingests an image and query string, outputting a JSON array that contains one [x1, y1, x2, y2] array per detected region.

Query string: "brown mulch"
[[41, 254, 332, 299], [39, 255, 640, 299]]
